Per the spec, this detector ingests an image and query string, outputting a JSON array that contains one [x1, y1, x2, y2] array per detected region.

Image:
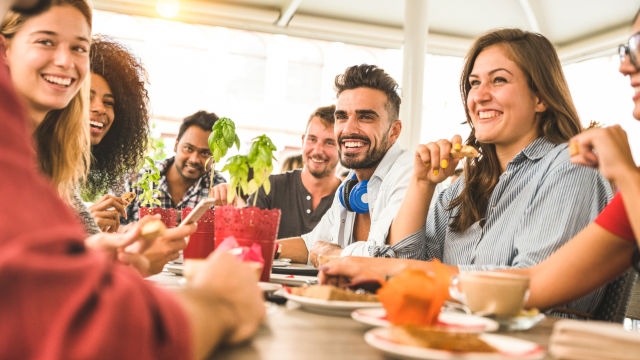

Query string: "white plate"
[[352, 308, 499, 333], [259, 282, 282, 294], [272, 260, 291, 267], [282, 291, 382, 316], [365, 327, 545, 360], [269, 273, 318, 286], [164, 263, 183, 276]]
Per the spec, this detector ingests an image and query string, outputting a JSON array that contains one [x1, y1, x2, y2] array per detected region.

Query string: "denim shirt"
[[393, 137, 613, 314], [301, 142, 413, 256]]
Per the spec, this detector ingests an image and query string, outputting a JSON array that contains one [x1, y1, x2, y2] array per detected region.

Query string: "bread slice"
[[291, 285, 378, 302], [391, 325, 497, 353]]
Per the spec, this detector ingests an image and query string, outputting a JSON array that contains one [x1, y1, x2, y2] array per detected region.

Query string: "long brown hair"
[[2, 0, 92, 202], [449, 28, 582, 233]]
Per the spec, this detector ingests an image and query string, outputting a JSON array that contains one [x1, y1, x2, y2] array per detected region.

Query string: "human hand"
[[413, 135, 464, 184], [128, 217, 194, 276], [191, 251, 265, 344], [318, 256, 387, 287], [569, 125, 638, 182], [85, 215, 159, 273], [309, 240, 343, 267], [209, 183, 246, 207], [89, 194, 128, 232]]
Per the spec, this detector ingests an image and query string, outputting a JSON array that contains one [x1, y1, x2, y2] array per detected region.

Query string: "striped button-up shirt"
[[122, 157, 226, 224], [391, 137, 613, 315]]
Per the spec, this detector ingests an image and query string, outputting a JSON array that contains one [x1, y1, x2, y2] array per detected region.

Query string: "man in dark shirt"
[[248, 105, 341, 238]]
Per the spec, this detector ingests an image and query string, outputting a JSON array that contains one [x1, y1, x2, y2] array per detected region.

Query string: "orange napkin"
[[377, 260, 451, 326], [550, 319, 640, 360]]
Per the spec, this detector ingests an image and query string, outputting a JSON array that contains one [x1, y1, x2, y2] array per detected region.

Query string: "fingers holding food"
[[120, 192, 136, 206], [450, 145, 479, 159], [140, 219, 167, 240]]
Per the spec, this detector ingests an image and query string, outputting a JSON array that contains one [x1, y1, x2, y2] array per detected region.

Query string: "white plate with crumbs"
[[365, 327, 545, 360]]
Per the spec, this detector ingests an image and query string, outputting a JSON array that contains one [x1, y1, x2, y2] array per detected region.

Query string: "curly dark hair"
[[84, 35, 150, 198]]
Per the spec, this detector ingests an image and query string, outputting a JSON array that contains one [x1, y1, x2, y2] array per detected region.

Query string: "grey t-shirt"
[[248, 169, 335, 239]]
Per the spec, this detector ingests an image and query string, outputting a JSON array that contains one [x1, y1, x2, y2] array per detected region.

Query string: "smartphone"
[[180, 198, 216, 226]]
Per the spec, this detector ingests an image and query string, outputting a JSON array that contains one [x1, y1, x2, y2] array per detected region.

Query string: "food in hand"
[[568, 141, 580, 156], [450, 145, 479, 159], [120, 192, 137, 206], [140, 219, 166, 240], [291, 285, 378, 302], [378, 261, 450, 326], [391, 325, 498, 353]]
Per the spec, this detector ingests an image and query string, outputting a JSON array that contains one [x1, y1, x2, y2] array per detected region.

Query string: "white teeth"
[[478, 111, 500, 119], [90, 121, 104, 129], [310, 158, 325, 163], [43, 75, 72, 86], [634, 86, 640, 93], [344, 141, 364, 148]]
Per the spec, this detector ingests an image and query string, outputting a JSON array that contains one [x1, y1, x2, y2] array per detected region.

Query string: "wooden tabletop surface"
[[149, 271, 556, 360]]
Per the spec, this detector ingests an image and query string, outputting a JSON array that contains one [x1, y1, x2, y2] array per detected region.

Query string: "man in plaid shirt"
[[122, 111, 226, 224]]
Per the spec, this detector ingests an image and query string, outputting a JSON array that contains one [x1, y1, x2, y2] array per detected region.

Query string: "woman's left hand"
[[569, 125, 637, 182]]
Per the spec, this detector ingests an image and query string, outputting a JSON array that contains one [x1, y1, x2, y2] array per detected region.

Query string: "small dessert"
[[377, 261, 450, 326]]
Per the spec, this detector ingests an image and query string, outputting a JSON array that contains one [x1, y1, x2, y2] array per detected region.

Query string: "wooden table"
[[149, 271, 556, 360]]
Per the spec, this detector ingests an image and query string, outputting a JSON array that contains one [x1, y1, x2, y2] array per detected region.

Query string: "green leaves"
[[209, 117, 277, 205], [132, 155, 162, 207], [209, 117, 240, 164]]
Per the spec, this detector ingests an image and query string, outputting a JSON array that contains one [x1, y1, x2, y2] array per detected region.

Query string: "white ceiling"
[[93, 0, 640, 61]]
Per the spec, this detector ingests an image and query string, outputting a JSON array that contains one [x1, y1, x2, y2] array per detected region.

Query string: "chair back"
[[592, 269, 636, 322]]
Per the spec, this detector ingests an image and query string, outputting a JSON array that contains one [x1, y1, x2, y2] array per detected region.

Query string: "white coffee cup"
[[450, 271, 530, 318]]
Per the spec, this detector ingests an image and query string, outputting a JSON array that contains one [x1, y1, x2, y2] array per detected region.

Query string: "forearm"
[[277, 237, 309, 264], [615, 168, 640, 247], [520, 224, 633, 310], [388, 176, 436, 245]]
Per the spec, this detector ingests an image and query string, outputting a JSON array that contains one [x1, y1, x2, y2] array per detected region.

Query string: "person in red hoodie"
[[0, 1, 265, 359]]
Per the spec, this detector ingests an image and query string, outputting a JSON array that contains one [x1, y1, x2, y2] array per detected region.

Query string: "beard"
[[305, 155, 335, 179], [338, 133, 389, 170], [176, 159, 205, 180]]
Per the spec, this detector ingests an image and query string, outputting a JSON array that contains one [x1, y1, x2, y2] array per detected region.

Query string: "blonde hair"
[[2, 0, 92, 202]]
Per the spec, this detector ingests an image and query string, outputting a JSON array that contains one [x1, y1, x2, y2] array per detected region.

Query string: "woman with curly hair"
[[85, 35, 151, 232]]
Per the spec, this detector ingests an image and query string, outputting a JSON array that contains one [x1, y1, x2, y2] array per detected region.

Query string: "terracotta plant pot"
[[139, 207, 178, 228], [214, 205, 281, 282], [181, 207, 215, 259]]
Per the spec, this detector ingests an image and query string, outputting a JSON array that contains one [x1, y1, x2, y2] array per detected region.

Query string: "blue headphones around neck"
[[338, 174, 369, 214]]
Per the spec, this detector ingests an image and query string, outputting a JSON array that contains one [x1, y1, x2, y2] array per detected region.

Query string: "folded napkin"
[[550, 319, 640, 360], [216, 236, 264, 265]]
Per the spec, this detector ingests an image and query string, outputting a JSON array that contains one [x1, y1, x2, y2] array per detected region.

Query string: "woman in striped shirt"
[[321, 28, 614, 316]]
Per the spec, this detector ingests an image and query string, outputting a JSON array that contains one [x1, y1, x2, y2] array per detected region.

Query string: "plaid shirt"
[[122, 157, 226, 224]]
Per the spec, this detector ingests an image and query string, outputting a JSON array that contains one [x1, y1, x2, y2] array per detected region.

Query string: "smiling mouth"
[[341, 140, 368, 150], [478, 110, 501, 119], [42, 74, 74, 87], [90, 121, 104, 130]]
